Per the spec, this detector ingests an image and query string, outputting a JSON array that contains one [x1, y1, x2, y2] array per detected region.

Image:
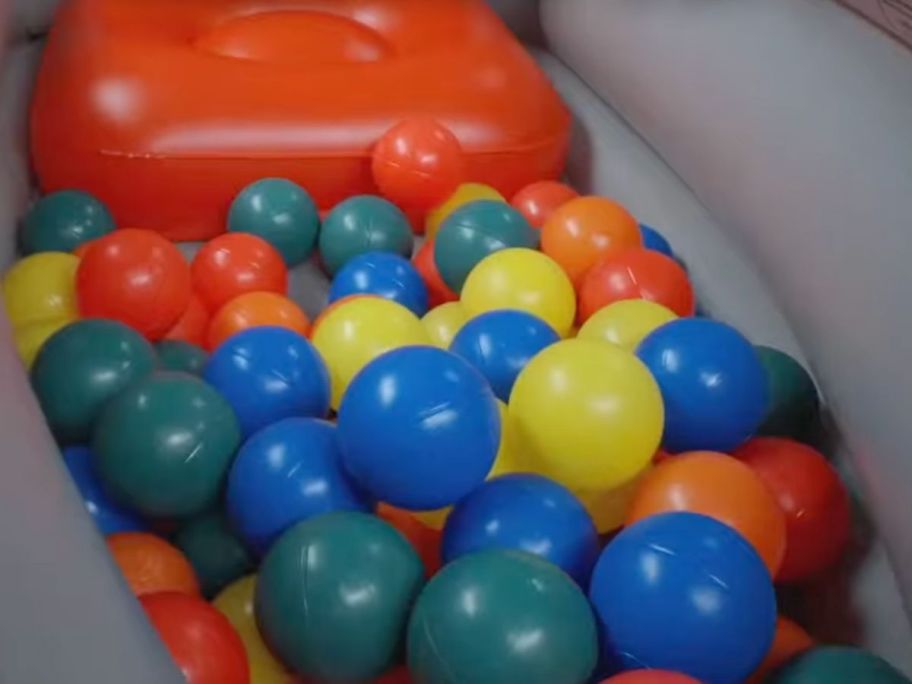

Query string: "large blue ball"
[[636, 318, 768, 453], [227, 418, 371, 556], [62, 446, 147, 534], [639, 224, 674, 257], [337, 346, 500, 511], [203, 326, 330, 438], [449, 310, 559, 402], [328, 251, 429, 316], [443, 473, 599, 585], [589, 512, 776, 684]]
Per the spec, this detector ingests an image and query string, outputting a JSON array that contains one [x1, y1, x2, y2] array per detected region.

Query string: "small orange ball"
[[511, 180, 578, 229], [106, 532, 200, 597], [413, 239, 458, 308], [192, 233, 287, 313], [206, 291, 311, 350], [747, 617, 815, 683], [163, 293, 210, 347]]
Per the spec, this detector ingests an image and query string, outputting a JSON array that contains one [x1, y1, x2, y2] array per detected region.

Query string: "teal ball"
[[21, 190, 115, 254]]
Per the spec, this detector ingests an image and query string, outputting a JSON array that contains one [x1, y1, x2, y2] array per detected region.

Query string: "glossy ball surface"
[[21, 190, 115, 254], [107, 532, 200, 597], [329, 251, 429, 316], [511, 180, 579, 229], [63, 445, 147, 534], [319, 195, 413, 276], [174, 512, 254, 599], [206, 292, 311, 351]]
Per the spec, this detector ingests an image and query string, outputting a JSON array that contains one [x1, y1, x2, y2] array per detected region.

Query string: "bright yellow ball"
[[578, 299, 678, 351], [461, 248, 576, 337], [14, 316, 74, 368], [312, 296, 429, 409], [576, 467, 652, 534], [2, 252, 79, 329], [426, 183, 506, 239], [421, 302, 469, 349], [509, 338, 663, 491]]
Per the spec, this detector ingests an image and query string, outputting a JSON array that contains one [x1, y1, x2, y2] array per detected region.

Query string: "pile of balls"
[[4, 118, 909, 684]]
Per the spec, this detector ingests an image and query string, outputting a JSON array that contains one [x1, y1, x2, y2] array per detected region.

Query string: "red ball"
[[601, 672, 701, 683], [511, 181, 578, 229], [734, 437, 852, 582], [141, 592, 249, 684], [372, 118, 465, 211], [163, 293, 209, 347], [191, 233, 288, 313], [578, 247, 695, 323], [77, 228, 191, 340], [412, 239, 458, 308]]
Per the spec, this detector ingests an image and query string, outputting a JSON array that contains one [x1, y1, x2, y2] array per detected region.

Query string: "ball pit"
[[328, 251, 429, 316], [156, 340, 208, 375], [20, 189, 115, 255], [577, 299, 678, 352], [2, 251, 79, 328], [755, 345, 821, 438], [425, 182, 506, 238], [163, 294, 210, 347], [174, 513, 254, 600], [206, 291, 311, 351], [639, 224, 675, 257], [412, 238, 458, 307], [770, 646, 911, 684], [512, 180, 579, 229], [107, 532, 200, 597], [62, 445, 147, 535], [421, 300, 469, 349]]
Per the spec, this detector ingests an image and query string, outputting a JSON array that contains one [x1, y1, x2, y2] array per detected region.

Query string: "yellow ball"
[[421, 302, 469, 349], [14, 316, 74, 368], [509, 338, 663, 491], [213, 575, 292, 684], [461, 248, 576, 337], [577, 467, 652, 534], [2, 252, 79, 329], [426, 183, 506, 239], [578, 299, 678, 351], [312, 296, 430, 409]]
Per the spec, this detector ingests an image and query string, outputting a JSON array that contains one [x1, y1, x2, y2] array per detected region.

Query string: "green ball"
[[21, 190, 115, 254], [408, 550, 598, 684], [769, 646, 910, 683], [318, 195, 413, 275], [93, 371, 241, 518], [434, 200, 538, 293], [31, 319, 156, 444], [228, 178, 320, 267], [256, 512, 424, 682], [156, 340, 208, 375], [174, 511, 254, 599], [756, 345, 820, 439]]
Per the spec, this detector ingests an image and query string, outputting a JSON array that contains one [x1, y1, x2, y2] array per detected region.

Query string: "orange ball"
[[578, 248, 695, 322], [106, 532, 200, 597], [163, 293, 210, 347], [206, 291, 311, 351], [413, 239, 458, 308], [76, 228, 191, 340], [191, 233, 287, 313], [511, 180, 578, 229], [747, 617, 815, 683], [541, 196, 641, 287], [377, 504, 443, 578], [626, 451, 787, 576], [601, 672, 701, 684]]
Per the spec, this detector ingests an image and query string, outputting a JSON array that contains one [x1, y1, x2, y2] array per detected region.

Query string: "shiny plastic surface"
[[749, 617, 815, 684], [426, 182, 506, 239], [156, 340, 208, 376], [107, 532, 200, 598], [578, 299, 678, 352], [206, 292, 310, 351], [174, 512, 254, 600], [163, 294, 209, 348], [512, 180, 579, 229], [770, 646, 911, 684], [319, 195, 414, 275], [2, 251, 78, 328], [20, 190, 114, 255], [421, 301, 468, 349], [412, 239, 457, 308], [328, 252, 429, 317], [62, 445, 147, 534]]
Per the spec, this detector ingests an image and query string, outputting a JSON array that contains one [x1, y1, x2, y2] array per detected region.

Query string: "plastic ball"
[[20, 190, 115, 254], [338, 346, 500, 510], [461, 248, 577, 337], [14, 316, 74, 369], [256, 512, 424, 682], [31, 319, 157, 444], [426, 182, 506, 238], [627, 451, 787, 576], [329, 251, 429, 316], [319, 195, 413, 276], [511, 180, 579, 229], [377, 504, 443, 577], [450, 309, 560, 401], [434, 200, 538, 293], [756, 346, 820, 438], [203, 326, 329, 437], [311, 296, 429, 408], [191, 232, 287, 313], [174, 512, 254, 599], [413, 239, 458, 307], [602, 673, 700, 684], [372, 118, 465, 211], [636, 318, 769, 453], [140, 592, 250, 684], [93, 372, 241, 518], [157, 340, 208, 375], [421, 301, 469, 349], [163, 294, 209, 347], [206, 292, 311, 351], [408, 549, 599, 684], [2, 251, 79, 328], [228, 178, 320, 266], [77, 229, 191, 340], [62, 445, 147, 534], [443, 473, 598, 584], [577, 468, 651, 534], [735, 437, 851, 582], [227, 418, 371, 556], [590, 512, 777, 684], [510, 338, 663, 491], [639, 224, 674, 257], [107, 532, 200, 596], [541, 196, 642, 287], [769, 646, 910, 684], [748, 617, 815, 684], [578, 299, 678, 351]]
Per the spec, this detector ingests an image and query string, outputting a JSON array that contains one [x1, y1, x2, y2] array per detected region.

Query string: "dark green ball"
[[318, 195, 413, 275], [92, 371, 241, 518], [756, 345, 820, 439], [256, 512, 424, 682], [156, 340, 208, 375], [174, 511, 254, 599], [21, 190, 115, 254], [769, 646, 910, 683], [408, 549, 598, 684], [228, 178, 320, 267], [31, 319, 156, 444]]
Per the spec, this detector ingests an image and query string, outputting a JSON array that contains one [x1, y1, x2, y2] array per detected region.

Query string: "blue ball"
[[589, 512, 776, 684], [328, 251, 429, 316], [62, 446, 147, 534], [636, 318, 768, 453], [449, 310, 560, 402], [227, 418, 371, 555], [338, 346, 500, 511], [639, 224, 674, 257], [203, 326, 330, 438], [443, 473, 599, 585]]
